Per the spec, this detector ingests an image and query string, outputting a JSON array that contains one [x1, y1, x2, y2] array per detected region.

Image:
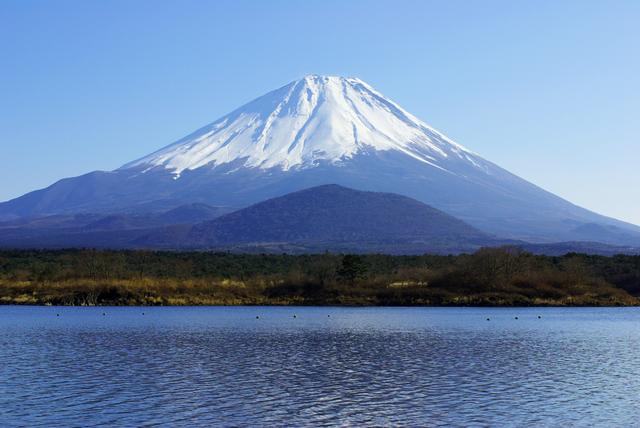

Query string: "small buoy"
[[142, 312, 145, 315], [538, 315, 541, 319], [256, 316, 260, 319], [293, 315, 297, 318], [102, 312, 106, 316], [327, 315, 330, 317], [515, 317, 518, 320], [486, 318, 490, 321], [56, 313, 60, 317]]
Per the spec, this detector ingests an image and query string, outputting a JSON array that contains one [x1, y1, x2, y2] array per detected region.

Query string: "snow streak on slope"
[[122, 75, 485, 175]]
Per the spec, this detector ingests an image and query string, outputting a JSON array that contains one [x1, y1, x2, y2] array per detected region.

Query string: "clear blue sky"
[[1, 0, 638, 224]]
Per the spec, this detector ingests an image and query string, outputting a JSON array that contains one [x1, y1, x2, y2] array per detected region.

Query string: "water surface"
[[1, 306, 639, 427]]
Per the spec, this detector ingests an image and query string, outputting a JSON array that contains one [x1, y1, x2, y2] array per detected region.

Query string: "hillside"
[[139, 185, 492, 253]]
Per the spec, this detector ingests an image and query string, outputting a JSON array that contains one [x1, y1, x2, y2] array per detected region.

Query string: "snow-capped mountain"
[[123, 75, 483, 175], [1, 74, 639, 245]]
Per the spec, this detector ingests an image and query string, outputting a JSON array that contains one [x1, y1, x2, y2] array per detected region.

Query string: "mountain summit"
[[122, 75, 482, 175], [1, 74, 639, 246]]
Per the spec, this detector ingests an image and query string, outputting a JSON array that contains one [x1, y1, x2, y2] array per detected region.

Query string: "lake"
[[1, 306, 639, 427]]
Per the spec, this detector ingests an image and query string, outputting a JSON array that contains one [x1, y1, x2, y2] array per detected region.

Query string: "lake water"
[[1, 306, 639, 427]]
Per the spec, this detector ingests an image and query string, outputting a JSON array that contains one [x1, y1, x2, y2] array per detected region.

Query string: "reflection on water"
[[1, 306, 639, 427]]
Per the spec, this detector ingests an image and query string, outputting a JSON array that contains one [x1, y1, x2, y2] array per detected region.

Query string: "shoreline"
[[1, 301, 638, 308], [2, 249, 639, 308]]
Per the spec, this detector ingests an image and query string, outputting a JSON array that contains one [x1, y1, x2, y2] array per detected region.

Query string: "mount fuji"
[[1, 74, 639, 246]]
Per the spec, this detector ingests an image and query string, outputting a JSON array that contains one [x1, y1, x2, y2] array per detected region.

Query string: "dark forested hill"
[[1, 185, 639, 255], [140, 185, 492, 253]]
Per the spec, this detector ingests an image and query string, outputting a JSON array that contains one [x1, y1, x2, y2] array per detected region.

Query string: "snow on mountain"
[[2, 74, 640, 247], [122, 75, 484, 176]]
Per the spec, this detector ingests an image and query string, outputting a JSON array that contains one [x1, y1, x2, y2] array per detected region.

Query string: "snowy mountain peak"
[[122, 75, 481, 175]]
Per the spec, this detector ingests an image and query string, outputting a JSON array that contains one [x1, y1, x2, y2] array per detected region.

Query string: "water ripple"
[[1, 307, 639, 427]]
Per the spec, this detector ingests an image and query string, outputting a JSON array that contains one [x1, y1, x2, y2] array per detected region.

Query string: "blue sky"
[[1, 0, 638, 224]]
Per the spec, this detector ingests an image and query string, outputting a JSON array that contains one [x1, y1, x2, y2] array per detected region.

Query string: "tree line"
[[0, 248, 638, 306]]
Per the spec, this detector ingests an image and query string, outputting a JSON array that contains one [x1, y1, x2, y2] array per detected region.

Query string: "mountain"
[[0, 185, 636, 255], [156, 203, 231, 225], [137, 185, 492, 253], [0, 203, 229, 248], [1, 74, 639, 245], [0, 203, 227, 231], [77, 203, 229, 231]]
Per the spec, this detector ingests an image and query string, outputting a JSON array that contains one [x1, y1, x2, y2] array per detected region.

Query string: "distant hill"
[[0, 203, 229, 248], [138, 185, 493, 253], [157, 203, 230, 225], [1, 185, 638, 256]]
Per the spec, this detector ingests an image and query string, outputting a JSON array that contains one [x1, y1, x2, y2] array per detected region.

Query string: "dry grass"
[[0, 249, 638, 306]]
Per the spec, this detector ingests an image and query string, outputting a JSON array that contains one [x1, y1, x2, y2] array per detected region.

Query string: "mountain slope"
[[1, 75, 639, 245], [1, 185, 637, 255], [0, 203, 228, 248], [138, 185, 492, 253], [122, 75, 479, 174]]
